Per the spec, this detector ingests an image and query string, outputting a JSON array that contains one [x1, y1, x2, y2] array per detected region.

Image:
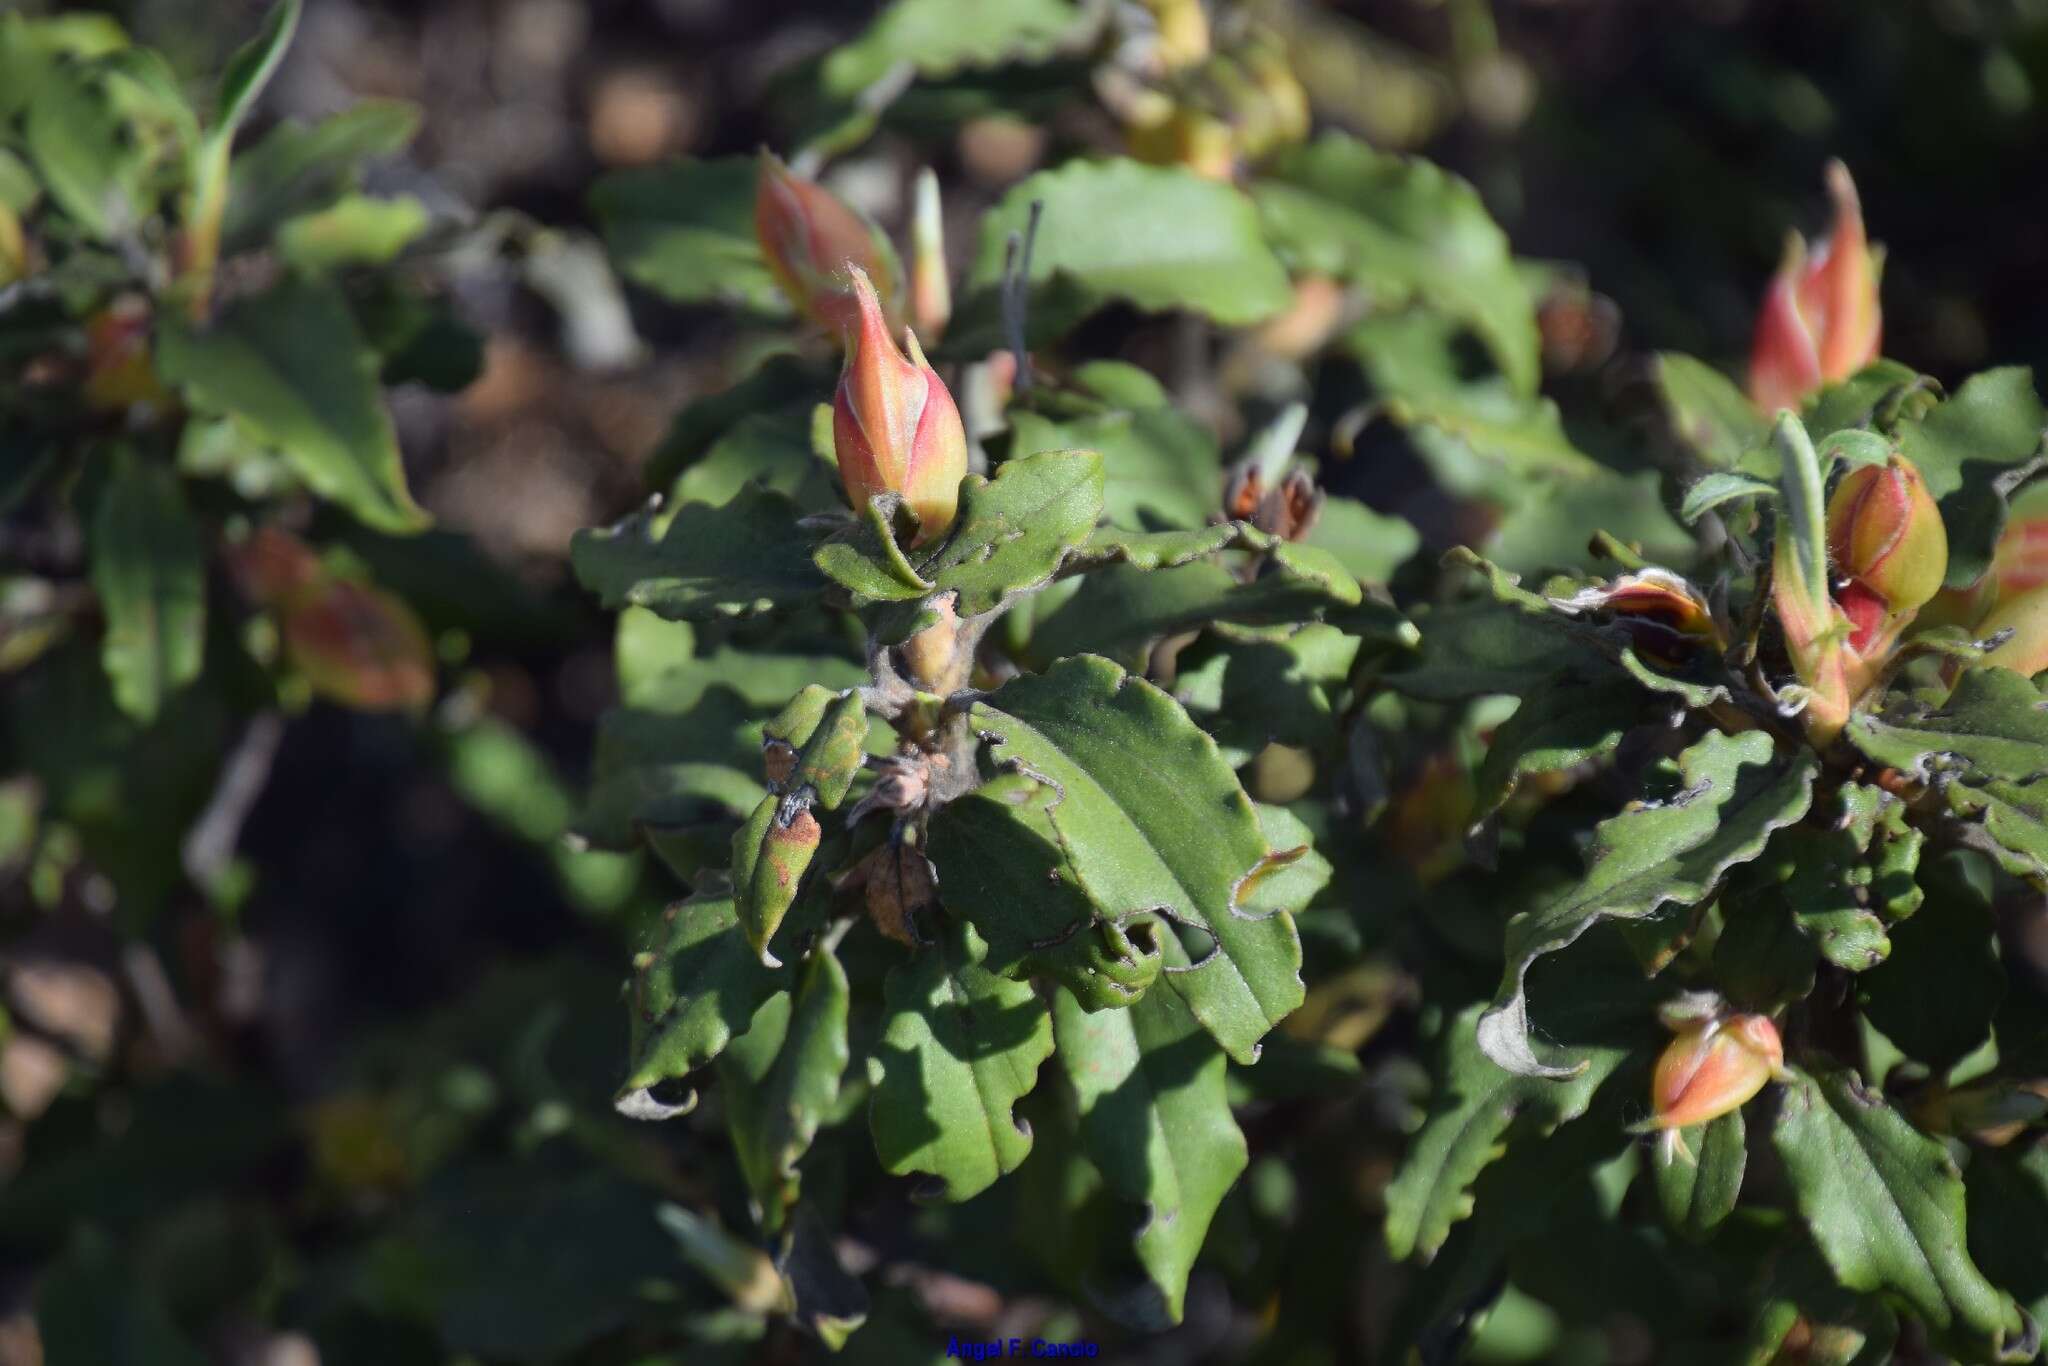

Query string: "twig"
[[181, 712, 284, 890], [1000, 200, 1044, 395]]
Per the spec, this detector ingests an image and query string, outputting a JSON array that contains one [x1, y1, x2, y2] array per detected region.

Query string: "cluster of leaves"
[[579, 5, 2048, 1363], [9, 0, 2048, 1362], [0, 0, 489, 920]]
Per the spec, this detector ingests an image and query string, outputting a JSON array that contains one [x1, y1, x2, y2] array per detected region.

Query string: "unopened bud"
[[832, 264, 968, 544], [754, 152, 897, 335], [733, 796, 821, 967], [1748, 162, 1883, 414], [1970, 585, 2048, 679], [1826, 454, 1947, 651], [909, 168, 950, 341], [1648, 1013, 1784, 1135]]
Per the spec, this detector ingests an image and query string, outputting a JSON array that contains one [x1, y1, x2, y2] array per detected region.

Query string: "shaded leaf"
[[969, 159, 1290, 327], [869, 918, 1053, 1202], [1009, 406, 1218, 532], [90, 452, 204, 724], [1028, 546, 1361, 669], [1471, 675, 1640, 818], [1773, 1066, 2033, 1360], [926, 771, 1164, 1011], [592, 157, 782, 313], [1477, 730, 1818, 1078], [619, 890, 786, 1113], [971, 655, 1305, 1063], [1654, 352, 1768, 471], [157, 274, 427, 533], [1258, 135, 1539, 394], [1051, 952, 1247, 1325], [1858, 850, 2003, 1070], [571, 484, 825, 622], [820, 0, 1080, 99], [719, 945, 851, 1230], [1653, 1110, 1745, 1243]]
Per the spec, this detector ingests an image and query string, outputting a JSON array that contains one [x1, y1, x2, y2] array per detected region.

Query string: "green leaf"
[[24, 59, 149, 239], [644, 354, 834, 495], [156, 274, 427, 533], [212, 0, 297, 134], [870, 918, 1053, 1202], [1653, 352, 1769, 471], [89, 453, 205, 725], [1384, 597, 1609, 701], [1471, 675, 1640, 818], [1773, 1066, 2033, 1360], [820, 0, 1080, 99], [1895, 367, 2048, 589], [1178, 626, 1362, 757], [1386, 937, 1654, 1264], [1850, 666, 2048, 786], [1009, 406, 1218, 532], [1477, 730, 1818, 1078], [275, 192, 427, 271], [667, 406, 843, 516], [591, 157, 783, 313], [1064, 523, 1250, 573], [928, 771, 1165, 1011], [1761, 783, 1921, 973], [812, 496, 934, 604], [871, 448, 1105, 641], [968, 159, 1290, 327], [1344, 310, 1598, 484], [223, 101, 420, 248], [1257, 134, 1539, 394], [1858, 850, 2003, 1070], [1653, 1110, 1745, 1243], [970, 655, 1305, 1063], [718, 944, 850, 1230], [1680, 471, 1777, 524], [571, 484, 825, 622], [619, 889, 786, 1115], [1029, 547, 1362, 669], [1051, 959, 1248, 1325], [1301, 495, 1420, 585]]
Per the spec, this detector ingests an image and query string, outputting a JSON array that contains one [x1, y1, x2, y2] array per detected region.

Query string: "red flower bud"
[[754, 152, 897, 336], [1748, 162, 1882, 415], [1825, 455, 1947, 650], [832, 264, 968, 544], [1648, 1013, 1784, 1136]]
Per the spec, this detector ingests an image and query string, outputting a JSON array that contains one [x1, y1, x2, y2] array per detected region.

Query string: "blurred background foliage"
[[3, 1, 2048, 1364]]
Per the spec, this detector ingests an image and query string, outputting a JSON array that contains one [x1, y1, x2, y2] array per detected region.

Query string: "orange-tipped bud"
[[1748, 162, 1882, 414], [1649, 1013, 1784, 1133], [1826, 454, 1947, 650], [754, 152, 896, 336], [909, 168, 950, 341], [832, 265, 967, 544], [281, 579, 436, 713]]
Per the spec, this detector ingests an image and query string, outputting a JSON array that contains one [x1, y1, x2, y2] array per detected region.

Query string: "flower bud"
[[1970, 585, 2048, 679], [754, 152, 897, 336], [832, 264, 968, 544], [1826, 454, 1947, 650], [1648, 1013, 1784, 1135], [1748, 162, 1883, 415], [1551, 569, 1723, 668]]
